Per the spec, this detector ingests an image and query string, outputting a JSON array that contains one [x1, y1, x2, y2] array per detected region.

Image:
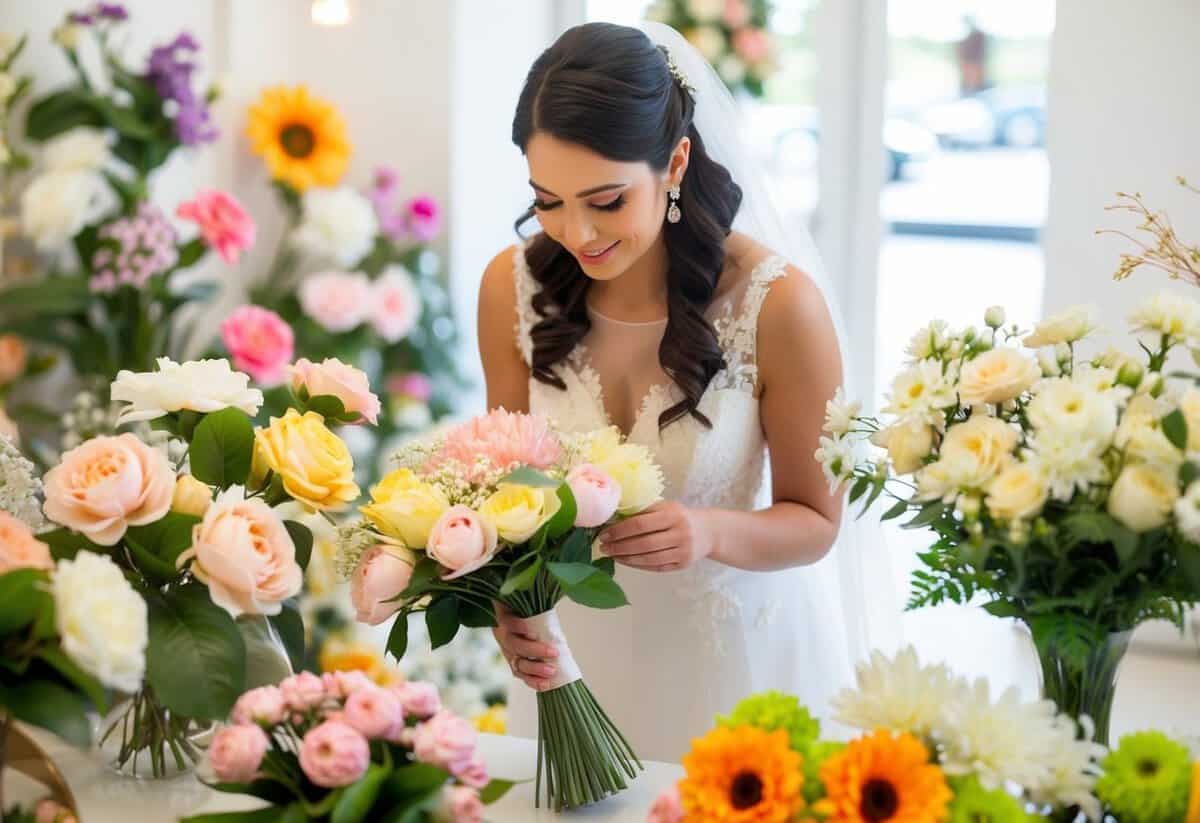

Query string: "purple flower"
[[404, 195, 441, 242], [368, 169, 442, 244], [90, 203, 179, 293], [98, 3, 128, 21], [69, 12, 95, 24], [145, 31, 218, 146]]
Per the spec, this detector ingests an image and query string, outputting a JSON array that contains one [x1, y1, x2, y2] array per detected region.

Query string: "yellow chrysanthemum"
[[246, 85, 351, 191], [473, 705, 507, 734], [680, 726, 804, 823], [820, 730, 951, 823]]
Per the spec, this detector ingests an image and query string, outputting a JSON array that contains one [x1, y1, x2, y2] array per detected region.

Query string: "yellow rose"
[[479, 483, 561, 543], [985, 462, 1048, 522], [586, 428, 665, 514], [957, 347, 1040, 407], [171, 474, 213, 518], [360, 468, 449, 549], [254, 409, 359, 512], [871, 419, 934, 475], [1107, 463, 1178, 532]]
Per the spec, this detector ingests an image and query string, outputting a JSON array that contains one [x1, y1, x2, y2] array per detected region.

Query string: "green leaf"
[[397, 555, 441, 600], [859, 479, 886, 515], [458, 599, 496, 628], [982, 600, 1024, 619], [0, 679, 93, 747], [386, 611, 410, 660], [268, 599, 306, 672], [126, 511, 201, 582], [145, 585, 246, 720], [332, 763, 390, 823], [386, 762, 451, 799], [180, 808, 292, 823], [189, 407, 256, 489], [0, 278, 89, 323], [848, 476, 870, 504], [0, 569, 51, 635], [593, 556, 616, 576], [176, 237, 207, 270], [545, 483, 577, 539], [499, 555, 542, 597], [306, 394, 348, 421], [1180, 461, 1200, 488], [35, 646, 108, 713], [1162, 408, 1189, 451], [1177, 541, 1200, 593], [547, 561, 598, 587], [880, 498, 910, 521], [480, 779, 518, 805], [425, 596, 460, 649], [563, 571, 628, 609], [902, 500, 946, 530], [91, 95, 156, 139], [284, 520, 313, 571], [498, 466, 560, 488], [25, 88, 105, 141], [559, 529, 592, 565]]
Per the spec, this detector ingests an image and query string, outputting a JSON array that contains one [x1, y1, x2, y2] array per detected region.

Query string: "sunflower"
[[1096, 731, 1192, 823], [946, 776, 1027, 823], [820, 729, 951, 823], [680, 726, 804, 822], [246, 85, 351, 192]]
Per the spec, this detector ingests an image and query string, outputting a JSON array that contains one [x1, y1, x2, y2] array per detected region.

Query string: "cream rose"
[[360, 468, 449, 549], [111, 357, 264, 424], [427, 505, 499, 580], [178, 486, 303, 617], [918, 415, 1018, 499], [42, 433, 175, 546], [171, 474, 213, 518], [254, 409, 359, 512], [478, 484, 562, 544], [1107, 464, 1178, 533], [1115, 394, 1183, 471], [870, 419, 933, 475], [957, 347, 1040, 407], [985, 461, 1049, 522], [1023, 305, 1096, 349]]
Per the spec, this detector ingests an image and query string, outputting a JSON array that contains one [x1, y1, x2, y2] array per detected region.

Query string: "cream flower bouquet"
[[821, 295, 1200, 745]]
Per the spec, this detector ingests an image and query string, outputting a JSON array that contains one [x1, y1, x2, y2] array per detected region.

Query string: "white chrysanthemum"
[[831, 647, 963, 741], [1072, 364, 1133, 407], [822, 387, 861, 436], [1026, 717, 1104, 822], [292, 186, 379, 268], [52, 551, 148, 692], [111, 357, 264, 424], [0, 434, 44, 530], [42, 128, 110, 173], [1027, 377, 1118, 445], [905, 319, 951, 362], [882, 359, 958, 428], [1128, 290, 1200, 342], [1115, 394, 1184, 471], [1023, 304, 1097, 349], [814, 434, 856, 494], [1025, 432, 1110, 502], [20, 168, 110, 252]]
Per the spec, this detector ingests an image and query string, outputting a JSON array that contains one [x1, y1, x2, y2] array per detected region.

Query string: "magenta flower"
[[177, 189, 256, 264], [220, 305, 295, 386]]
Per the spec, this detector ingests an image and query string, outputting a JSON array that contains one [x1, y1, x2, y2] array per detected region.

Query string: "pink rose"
[[452, 753, 489, 789], [412, 710, 477, 773], [387, 371, 433, 403], [231, 685, 287, 726], [369, 266, 422, 343], [404, 195, 441, 242], [732, 27, 770, 64], [290, 357, 381, 425], [435, 786, 484, 823], [299, 720, 370, 788], [351, 542, 416, 625], [280, 671, 328, 712], [722, 0, 750, 28], [343, 684, 405, 740], [390, 680, 442, 720], [42, 433, 174, 546], [647, 785, 684, 823], [209, 723, 270, 783], [299, 271, 371, 333], [176, 189, 256, 265], [566, 463, 621, 528], [321, 669, 375, 699], [427, 506, 498, 581], [221, 305, 294, 386], [0, 334, 26, 386], [0, 511, 53, 574], [178, 487, 302, 618]]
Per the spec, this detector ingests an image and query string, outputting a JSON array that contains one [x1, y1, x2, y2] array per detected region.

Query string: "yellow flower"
[[319, 636, 387, 683], [473, 705, 507, 734], [1107, 463, 1179, 532], [360, 468, 449, 549], [680, 725, 804, 822], [171, 474, 213, 518], [479, 483, 561, 543], [254, 409, 359, 512], [870, 419, 934, 475], [956, 347, 1040, 407], [246, 85, 351, 192], [985, 460, 1049, 522], [587, 428, 664, 515], [820, 730, 951, 823]]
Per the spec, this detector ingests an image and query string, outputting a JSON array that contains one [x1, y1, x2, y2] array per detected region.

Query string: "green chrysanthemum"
[[717, 691, 820, 753], [801, 740, 844, 805], [1096, 731, 1192, 823], [947, 776, 1027, 823]]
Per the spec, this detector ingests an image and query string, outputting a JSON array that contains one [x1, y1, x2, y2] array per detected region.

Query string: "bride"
[[477, 20, 893, 762]]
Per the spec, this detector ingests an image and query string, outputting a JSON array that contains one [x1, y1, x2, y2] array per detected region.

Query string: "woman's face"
[[525, 132, 683, 281]]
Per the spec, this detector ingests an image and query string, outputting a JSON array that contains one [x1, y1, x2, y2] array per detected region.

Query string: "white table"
[[7, 729, 682, 822]]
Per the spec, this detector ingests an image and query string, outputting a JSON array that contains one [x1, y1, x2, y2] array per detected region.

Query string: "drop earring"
[[666, 184, 681, 224]]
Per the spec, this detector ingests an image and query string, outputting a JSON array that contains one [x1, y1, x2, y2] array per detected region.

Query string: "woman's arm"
[[478, 246, 531, 413]]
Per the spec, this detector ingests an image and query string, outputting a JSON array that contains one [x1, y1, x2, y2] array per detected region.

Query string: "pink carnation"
[[299, 720, 370, 788], [221, 305, 294, 385], [299, 271, 371, 333], [428, 409, 562, 482], [176, 189, 256, 264]]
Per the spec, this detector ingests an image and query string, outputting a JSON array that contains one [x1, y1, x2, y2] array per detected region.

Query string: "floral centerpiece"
[[819, 294, 1200, 744], [645, 0, 776, 97], [338, 409, 665, 810]]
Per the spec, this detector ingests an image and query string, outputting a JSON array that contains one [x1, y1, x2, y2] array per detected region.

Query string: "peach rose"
[[0, 511, 53, 574], [42, 433, 174, 546], [351, 540, 417, 625], [566, 463, 621, 528], [290, 357, 381, 425], [0, 334, 26, 386], [427, 505, 498, 580]]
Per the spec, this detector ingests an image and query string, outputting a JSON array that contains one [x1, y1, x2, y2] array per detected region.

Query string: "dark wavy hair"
[[511, 22, 743, 429]]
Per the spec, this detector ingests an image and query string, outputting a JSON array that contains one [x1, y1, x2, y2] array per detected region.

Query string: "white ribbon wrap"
[[522, 609, 582, 689]]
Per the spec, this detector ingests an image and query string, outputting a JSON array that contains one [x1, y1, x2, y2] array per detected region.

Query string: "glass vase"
[[1031, 626, 1131, 746]]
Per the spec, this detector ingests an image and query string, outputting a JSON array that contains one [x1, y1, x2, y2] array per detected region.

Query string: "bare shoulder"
[[478, 244, 521, 307]]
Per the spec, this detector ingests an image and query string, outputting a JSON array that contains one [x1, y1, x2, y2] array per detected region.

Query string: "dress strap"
[[718, 255, 788, 370], [512, 242, 538, 367]]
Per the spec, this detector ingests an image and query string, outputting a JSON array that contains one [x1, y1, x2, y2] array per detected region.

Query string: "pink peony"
[[404, 195, 441, 242], [299, 720, 370, 788], [299, 271, 371, 333], [351, 542, 416, 625], [279, 671, 327, 712], [343, 684, 405, 740], [209, 723, 270, 783], [647, 784, 684, 823], [390, 680, 442, 720], [0, 334, 26, 386], [566, 463, 622, 528], [221, 305, 294, 386], [412, 710, 477, 773], [369, 266, 422, 343], [322, 669, 374, 699], [231, 685, 287, 727], [452, 753, 489, 789], [426, 506, 498, 581], [176, 189, 256, 264], [387, 371, 433, 403], [290, 357, 381, 425], [732, 26, 770, 63], [429, 409, 562, 482], [0, 512, 53, 574], [434, 786, 484, 823]]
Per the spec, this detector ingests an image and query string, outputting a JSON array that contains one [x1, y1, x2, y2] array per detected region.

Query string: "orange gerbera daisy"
[[246, 85, 351, 192], [1186, 762, 1200, 823], [679, 726, 804, 823], [819, 730, 951, 823]]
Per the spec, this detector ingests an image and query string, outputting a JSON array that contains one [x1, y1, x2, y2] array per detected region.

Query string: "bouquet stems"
[[98, 686, 207, 779]]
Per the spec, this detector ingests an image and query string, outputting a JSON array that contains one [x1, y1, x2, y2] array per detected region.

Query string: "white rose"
[[882, 359, 958, 428], [822, 387, 861, 437], [870, 419, 933, 475], [905, 320, 950, 362], [937, 415, 1019, 486], [1174, 482, 1200, 542], [1036, 349, 1060, 377], [52, 551, 148, 692], [984, 306, 1006, 329], [111, 357, 264, 424], [42, 128, 110, 172], [957, 347, 1040, 407], [1115, 394, 1183, 471], [686, 0, 726, 22], [1128, 291, 1200, 342], [985, 461, 1048, 521], [685, 25, 726, 62], [1107, 463, 1178, 532], [1027, 377, 1118, 446], [20, 169, 110, 252], [1023, 305, 1096, 349], [292, 187, 378, 268]]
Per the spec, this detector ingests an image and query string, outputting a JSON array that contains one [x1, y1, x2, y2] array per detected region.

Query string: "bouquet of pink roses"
[[340, 409, 665, 810]]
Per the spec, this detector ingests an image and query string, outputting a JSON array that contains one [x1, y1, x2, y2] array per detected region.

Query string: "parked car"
[[915, 86, 1047, 150]]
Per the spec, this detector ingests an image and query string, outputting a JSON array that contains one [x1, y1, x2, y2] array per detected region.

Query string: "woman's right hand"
[[492, 602, 559, 691]]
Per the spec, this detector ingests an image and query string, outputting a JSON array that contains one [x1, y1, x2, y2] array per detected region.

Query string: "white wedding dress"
[[505, 242, 857, 763]]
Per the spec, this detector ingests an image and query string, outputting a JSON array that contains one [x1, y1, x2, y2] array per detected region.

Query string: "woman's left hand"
[[597, 501, 714, 572]]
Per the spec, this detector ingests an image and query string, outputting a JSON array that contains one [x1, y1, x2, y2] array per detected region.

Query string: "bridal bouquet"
[[183, 673, 512, 823], [339, 408, 665, 809], [819, 295, 1200, 744], [647, 647, 1108, 823]]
